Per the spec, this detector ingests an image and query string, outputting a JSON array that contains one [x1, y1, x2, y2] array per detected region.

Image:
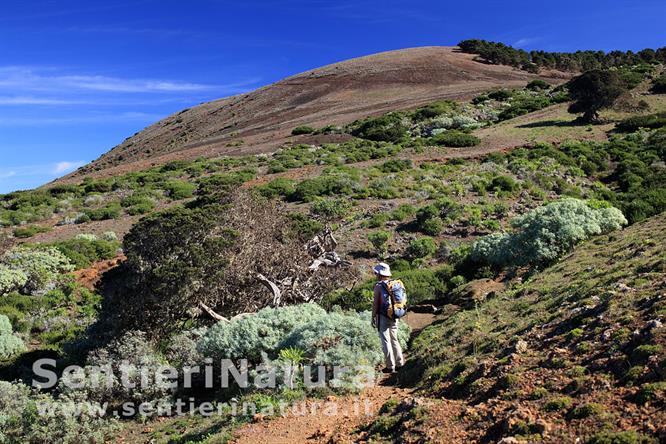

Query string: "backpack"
[[378, 279, 408, 319]]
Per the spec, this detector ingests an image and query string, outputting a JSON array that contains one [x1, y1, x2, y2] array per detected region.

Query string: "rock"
[[252, 413, 265, 422], [646, 319, 663, 330], [616, 282, 632, 292], [601, 329, 613, 342], [533, 419, 550, 435], [514, 339, 528, 354], [498, 438, 521, 444]]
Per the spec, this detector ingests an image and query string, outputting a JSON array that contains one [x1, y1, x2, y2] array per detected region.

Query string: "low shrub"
[[198, 304, 328, 362], [367, 231, 390, 257], [430, 131, 480, 147], [84, 202, 122, 221], [310, 198, 352, 220], [586, 430, 657, 444], [0, 314, 26, 360], [651, 74, 666, 94], [543, 396, 573, 412], [257, 178, 297, 199], [278, 310, 409, 372], [616, 112, 666, 132], [288, 213, 324, 240], [350, 113, 408, 143], [635, 382, 666, 404], [13, 225, 50, 238], [488, 89, 512, 101], [291, 125, 315, 135], [48, 236, 121, 269], [1, 247, 74, 295], [526, 79, 550, 91], [0, 381, 116, 443], [379, 159, 412, 173], [406, 237, 437, 260], [163, 180, 196, 200], [60, 331, 172, 407], [470, 199, 627, 269], [290, 170, 359, 202]]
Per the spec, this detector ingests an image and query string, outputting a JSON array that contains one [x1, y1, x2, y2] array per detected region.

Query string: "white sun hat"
[[372, 262, 392, 277]]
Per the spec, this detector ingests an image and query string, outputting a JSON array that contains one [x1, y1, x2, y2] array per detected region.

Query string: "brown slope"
[[65, 46, 567, 181]]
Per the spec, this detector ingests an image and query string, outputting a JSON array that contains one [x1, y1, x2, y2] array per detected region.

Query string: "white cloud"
[[0, 171, 16, 179], [0, 66, 220, 94], [53, 161, 86, 174], [514, 38, 538, 48], [0, 111, 162, 126], [0, 96, 84, 105]]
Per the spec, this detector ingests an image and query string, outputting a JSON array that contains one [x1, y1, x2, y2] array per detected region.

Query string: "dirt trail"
[[230, 385, 410, 444]]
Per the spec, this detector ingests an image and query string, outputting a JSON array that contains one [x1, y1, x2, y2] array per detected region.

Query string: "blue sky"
[[1, 0, 664, 193]]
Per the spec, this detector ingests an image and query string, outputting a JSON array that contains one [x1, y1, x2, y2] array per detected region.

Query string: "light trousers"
[[378, 315, 404, 370]]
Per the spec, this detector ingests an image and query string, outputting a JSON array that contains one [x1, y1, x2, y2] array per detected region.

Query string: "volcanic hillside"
[[67, 46, 565, 180]]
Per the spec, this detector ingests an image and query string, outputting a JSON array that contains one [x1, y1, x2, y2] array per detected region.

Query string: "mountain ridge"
[[60, 46, 568, 182]]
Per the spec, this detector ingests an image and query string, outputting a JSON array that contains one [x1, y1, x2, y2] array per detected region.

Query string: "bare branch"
[[256, 273, 282, 306]]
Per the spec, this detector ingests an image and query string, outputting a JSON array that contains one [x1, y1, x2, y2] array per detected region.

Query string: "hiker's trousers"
[[378, 315, 404, 370]]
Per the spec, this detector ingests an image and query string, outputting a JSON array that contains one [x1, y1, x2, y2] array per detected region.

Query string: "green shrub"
[[48, 237, 121, 269], [163, 180, 196, 200], [291, 125, 315, 135], [490, 175, 519, 193], [406, 237, 437, 260], [470, 199, 627, 269], [616, 112, 666, 132], [488, 89, 512, 101], [651, 74, 666, 94], [310, 198, 352, 220], [379, 159, 412, 173], [412, 100, 459, 120], [635, 382, 666, 404], [569, 402, 605, 419], [350, 113, 408, 143], [84, 202, 122, 221], [368, 231, 391, 256], [290, 170, 358, 202], [526, 79, 550, 91], [420, 217, 444, 236], [586, 430, 657, 444], [257, 178, 297, 199], [82, 178, 114, 193], [430, 131, 480, 147], [390, 204, 416, 221], [288, 213, 324, 240], [543, 396, 573, 412], [13, 225, 50, 238]]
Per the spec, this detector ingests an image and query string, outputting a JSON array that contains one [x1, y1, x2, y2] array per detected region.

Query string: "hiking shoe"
[[382, 367, 396, 374]]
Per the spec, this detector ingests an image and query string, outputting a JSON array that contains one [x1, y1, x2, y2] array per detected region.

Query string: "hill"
[[63, 46, 565, 181]]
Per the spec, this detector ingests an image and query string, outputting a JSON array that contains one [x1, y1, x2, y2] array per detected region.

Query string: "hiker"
[[371, 263, 406, 374]]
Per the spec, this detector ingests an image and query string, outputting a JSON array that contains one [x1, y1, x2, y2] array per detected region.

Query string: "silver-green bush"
[[59, 331, 172, 406], [470, 199, 627, 268], [0, 381, 115, 443], [1, 247, 74, 295], [197, 304, 328, 362], [0, 314, 26, 361]]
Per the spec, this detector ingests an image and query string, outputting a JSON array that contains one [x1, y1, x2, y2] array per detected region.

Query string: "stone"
[[533, 419, 550, 435]]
